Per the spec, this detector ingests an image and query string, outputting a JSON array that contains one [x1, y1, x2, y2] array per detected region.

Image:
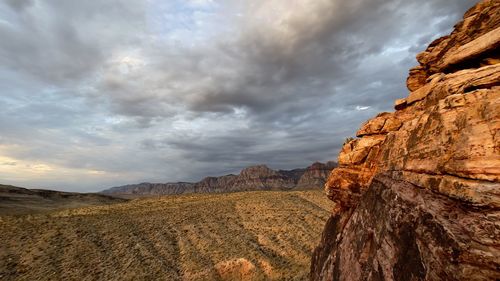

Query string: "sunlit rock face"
[[311, 1, 500, 280]]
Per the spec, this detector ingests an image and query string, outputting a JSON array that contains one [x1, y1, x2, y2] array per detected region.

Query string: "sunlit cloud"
[[355, 106, 370, 111]]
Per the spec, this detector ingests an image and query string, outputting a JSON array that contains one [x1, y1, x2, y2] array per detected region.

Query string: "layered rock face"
[[297, 162, 338, 189], [228, 165, 297, 190], [311, 1, 500, 280], [102, 162, 336, 196]]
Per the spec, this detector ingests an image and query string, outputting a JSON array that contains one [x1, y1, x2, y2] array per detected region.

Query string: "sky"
[[0, 0, 476, 192]]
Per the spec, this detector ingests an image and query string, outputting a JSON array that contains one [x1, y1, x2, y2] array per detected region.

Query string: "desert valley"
[[1, 162, 335, 280], [1, 0, 499, 280], [1, 189, 332, 280]]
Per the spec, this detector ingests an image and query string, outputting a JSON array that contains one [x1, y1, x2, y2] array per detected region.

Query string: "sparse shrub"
[[1, 190, 330, 281]]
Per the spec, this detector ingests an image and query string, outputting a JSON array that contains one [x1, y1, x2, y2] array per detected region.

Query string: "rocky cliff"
[[102, 161, 337, 196], [311, 1, 500, 280], [297, 162, 338, 189]]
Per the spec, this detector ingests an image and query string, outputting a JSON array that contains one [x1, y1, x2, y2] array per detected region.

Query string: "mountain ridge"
[[102, 161, 337, 196], [0, 184, 126, 215]]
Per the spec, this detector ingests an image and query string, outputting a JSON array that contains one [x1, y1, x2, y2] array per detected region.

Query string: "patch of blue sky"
[[145, 0, 223, 45], [0, 3, 16, 25]]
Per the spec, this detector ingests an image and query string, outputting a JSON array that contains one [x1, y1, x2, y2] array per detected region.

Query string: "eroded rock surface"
[[312, 1, 500, 280], [312, 175, 500, 281]]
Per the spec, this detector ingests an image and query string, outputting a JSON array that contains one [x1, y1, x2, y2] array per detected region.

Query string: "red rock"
[[406, 66, 428, 91], [311, 1, 500, 280]]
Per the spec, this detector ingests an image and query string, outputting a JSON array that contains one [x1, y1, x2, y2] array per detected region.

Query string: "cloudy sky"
[[0, 0, 476, 192]]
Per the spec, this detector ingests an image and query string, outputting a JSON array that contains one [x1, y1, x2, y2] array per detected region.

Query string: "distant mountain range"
[[0, 184, 126, 215], [101, 161, 337, 196]]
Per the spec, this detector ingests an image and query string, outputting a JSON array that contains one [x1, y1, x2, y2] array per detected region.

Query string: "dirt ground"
[[0, 190, 333, 280]]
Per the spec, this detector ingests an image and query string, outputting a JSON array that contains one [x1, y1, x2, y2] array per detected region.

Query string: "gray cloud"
[[0, 0, 476, 191], [4, 0, 33, 11]]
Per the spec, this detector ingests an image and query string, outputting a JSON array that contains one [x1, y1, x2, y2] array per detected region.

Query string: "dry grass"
[[0, 190, 332, 281]]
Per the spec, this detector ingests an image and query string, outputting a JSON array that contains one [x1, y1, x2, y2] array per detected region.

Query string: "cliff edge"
[[311, 1, 500, 280]]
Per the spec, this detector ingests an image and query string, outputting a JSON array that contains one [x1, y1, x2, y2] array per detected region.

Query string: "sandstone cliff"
[[311, 1, 500, 280], [102, 161, 337, 196], [297, 162, 338, 189]]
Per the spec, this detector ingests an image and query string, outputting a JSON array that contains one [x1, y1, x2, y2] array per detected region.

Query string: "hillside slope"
[[1, 190, 332, 280], [0, 184, 125, 216], [311, 1, 500, 280]]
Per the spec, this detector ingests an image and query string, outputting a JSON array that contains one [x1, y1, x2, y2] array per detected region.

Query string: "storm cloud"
[[0, 0, 476, 191]]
